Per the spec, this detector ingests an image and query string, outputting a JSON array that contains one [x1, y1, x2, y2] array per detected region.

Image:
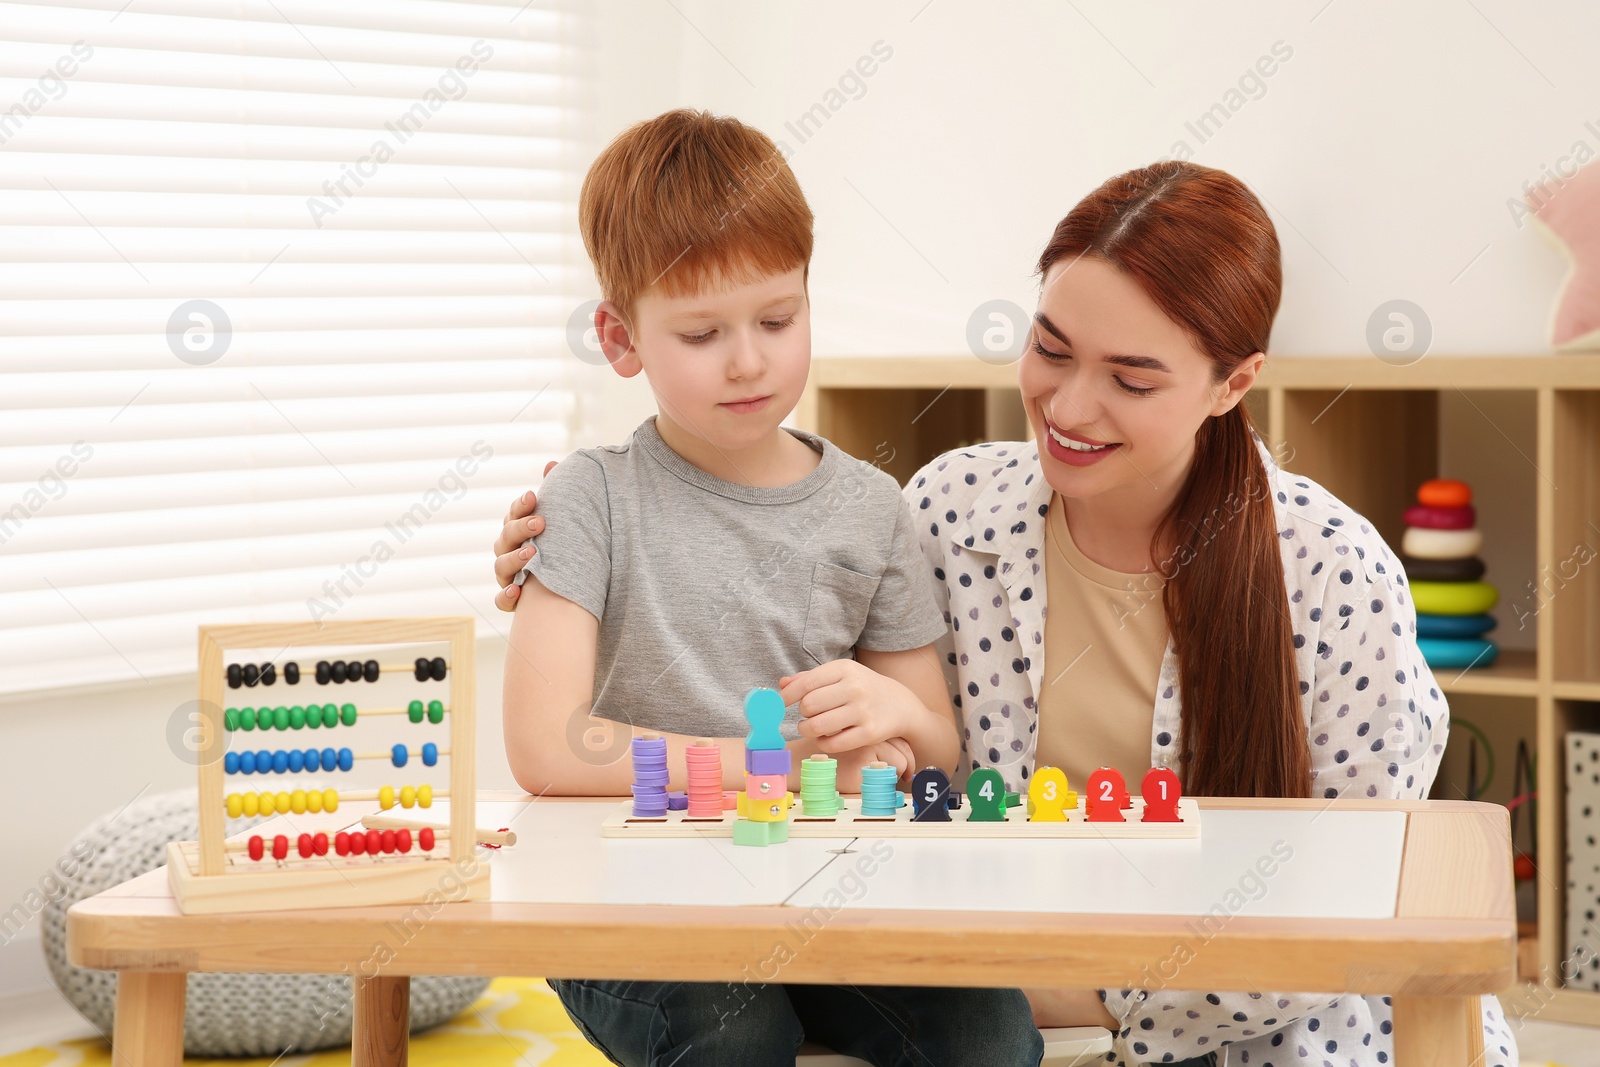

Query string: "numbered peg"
[[911, 767, 953, 821], [1085, 767, 1127, 822], [965, 768, 1008, 821], [1140, 766, 1182, 822], [1027, 766, 1077, 822]]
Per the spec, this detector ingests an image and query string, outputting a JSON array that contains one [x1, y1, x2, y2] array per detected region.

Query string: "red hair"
[[1037, 161, 1310, 799], [579, 109, 813, 316]]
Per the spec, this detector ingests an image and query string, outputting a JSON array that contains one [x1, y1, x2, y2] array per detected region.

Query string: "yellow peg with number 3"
[[1027, 766, 1078, 821]]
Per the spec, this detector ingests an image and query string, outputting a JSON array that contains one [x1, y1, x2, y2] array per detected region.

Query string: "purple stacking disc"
[[666, 791, 688, 811], [745, 748, 792, 775]]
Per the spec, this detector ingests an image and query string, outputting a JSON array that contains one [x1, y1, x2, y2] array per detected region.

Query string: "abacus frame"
[[167, 616, 481, 915]]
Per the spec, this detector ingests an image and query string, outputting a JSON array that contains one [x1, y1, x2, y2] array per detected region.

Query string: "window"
[[0, 0, 586, 697]]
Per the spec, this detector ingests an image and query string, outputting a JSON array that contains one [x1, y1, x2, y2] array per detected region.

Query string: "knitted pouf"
[[42, 789, 489, 1057]]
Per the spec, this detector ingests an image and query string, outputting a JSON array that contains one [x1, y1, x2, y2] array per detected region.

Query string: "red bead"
[[365, 829, 382, 855], [396, 829, 412, 854], [334, 832, 351, 856], [380, 829, 397, 854], [349, 831, 366, 855], [247, 835, 264, 861], [272, 835, 288, 861], [297, 833, 314, 858], [419, 827, 435, 851], [313, 832, 329, 856]]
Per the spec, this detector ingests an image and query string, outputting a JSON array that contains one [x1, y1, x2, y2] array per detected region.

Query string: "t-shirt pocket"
[[802, 561, 882, 666]]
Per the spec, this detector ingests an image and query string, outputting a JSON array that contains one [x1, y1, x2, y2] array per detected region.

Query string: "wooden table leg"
[[353, 975, 410, 1067], [113, 971, 186, 1067], [1391, 994, 1484, 1067]]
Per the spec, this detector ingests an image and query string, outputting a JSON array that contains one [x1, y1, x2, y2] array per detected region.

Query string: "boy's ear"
[[594, 300, 643, 378]]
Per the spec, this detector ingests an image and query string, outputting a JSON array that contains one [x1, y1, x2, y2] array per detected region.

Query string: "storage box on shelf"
[[798, 354, 1600, 1025]]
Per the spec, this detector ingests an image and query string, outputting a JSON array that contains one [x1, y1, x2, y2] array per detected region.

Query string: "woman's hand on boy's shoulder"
[[493, 461, 557, 611]]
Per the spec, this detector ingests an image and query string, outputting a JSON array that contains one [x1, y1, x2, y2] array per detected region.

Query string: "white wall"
[[6, 0, 1589, 994]]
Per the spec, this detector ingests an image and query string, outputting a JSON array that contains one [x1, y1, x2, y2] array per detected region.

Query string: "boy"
[[502, 110, 1042, 1066]]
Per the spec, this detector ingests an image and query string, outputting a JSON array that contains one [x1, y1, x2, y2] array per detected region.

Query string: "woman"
[[491, 161, 1518, 1067]]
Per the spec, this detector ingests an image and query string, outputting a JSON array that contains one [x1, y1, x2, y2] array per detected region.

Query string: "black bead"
[[430, 656, 447, 681], [414, 657, 430, 682], [242, 663, 259, 687], [363, 659, 380, 683], [331, 660, 348, 683], [260, 662, 276, 686], [284, 662, 299, 685], [227, 663, 243, 689], [315, 660, 331, 685]]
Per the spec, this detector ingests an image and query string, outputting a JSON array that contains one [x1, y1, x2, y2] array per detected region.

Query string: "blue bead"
[[287, 750, 304, 773], [392, 743, 408, 768], [303, 748, 319, 771], [321, 747, 337, 772], [256, 750, 271, 773], [225, 751, 239, 775], [240, 751, 255, 774], [338, 748, 353, 772], [422, 742, 438, 767], [273, 750, 289, 774]]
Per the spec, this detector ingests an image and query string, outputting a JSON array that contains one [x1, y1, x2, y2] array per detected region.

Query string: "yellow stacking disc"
[[227, 793, 243, 818], [290, 790, 307, 815], [418, 784, 433, 808], [379, 785, 395, 810], [1412, 580, 1499, 616], [322, 788, 338, 812], [400, 785, 416, 809]]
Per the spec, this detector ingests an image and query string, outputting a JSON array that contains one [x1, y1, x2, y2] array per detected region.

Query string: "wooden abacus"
[[166, 617, 486, 915]]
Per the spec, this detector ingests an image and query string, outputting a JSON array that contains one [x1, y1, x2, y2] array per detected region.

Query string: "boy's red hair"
[[579, 109, 813, 316]]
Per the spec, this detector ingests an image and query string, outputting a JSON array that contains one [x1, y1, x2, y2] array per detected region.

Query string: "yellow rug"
[[0, 978, 609, 1066]]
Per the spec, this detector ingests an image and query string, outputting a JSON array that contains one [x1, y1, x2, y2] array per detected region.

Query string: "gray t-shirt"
[[515, 417, 946, 739]]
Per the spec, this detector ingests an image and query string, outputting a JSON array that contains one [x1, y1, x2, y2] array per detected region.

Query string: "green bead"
[[408, 700, 424, 724], [305, 706, 320, 729], [238, 707, 255, 732], [340, 703, 357, 726], [273, 706, 289, 730], [427, 700, 444, 724], [224, 708, 238, 731], [289, 705, 306, 729], [255, 706, 273, 730], [323, 704, 339, 728]]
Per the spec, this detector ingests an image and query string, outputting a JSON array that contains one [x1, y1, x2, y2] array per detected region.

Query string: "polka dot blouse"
[[901, 433, 1518, 1067]]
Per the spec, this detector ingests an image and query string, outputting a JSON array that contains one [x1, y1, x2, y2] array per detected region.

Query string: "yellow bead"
[[400, 785, 416, 809], [379, 785, 395, 810], [240, 792, 257, 817], [276, 791, 291, 814], [323, 788, 338, 812], [417, 784, 432, 808], [290, 790, 307, 815], [306, 789, 323, 814], [227, 794, 243, 818], [257, 792, 274, 816]]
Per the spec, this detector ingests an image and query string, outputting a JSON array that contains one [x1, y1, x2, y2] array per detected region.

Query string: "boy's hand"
[[492, 461, 557, 611], [779, 659, 919, 755]]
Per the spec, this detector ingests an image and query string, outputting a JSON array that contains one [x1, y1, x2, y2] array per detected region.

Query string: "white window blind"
[[0, 0, 586, 697]]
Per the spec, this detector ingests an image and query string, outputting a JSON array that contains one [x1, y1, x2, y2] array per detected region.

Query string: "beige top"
[[1036, 492, 1169, 792]]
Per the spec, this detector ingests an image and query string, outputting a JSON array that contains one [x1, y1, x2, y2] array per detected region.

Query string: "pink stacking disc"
[[1403, 504, 1475, 530]]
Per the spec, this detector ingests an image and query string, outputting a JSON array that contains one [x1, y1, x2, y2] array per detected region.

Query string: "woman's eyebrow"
[[1033, 313, 1173, 374]]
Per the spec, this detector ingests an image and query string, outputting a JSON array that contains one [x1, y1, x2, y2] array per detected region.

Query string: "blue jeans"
[[548, 978, 1045, 1067]]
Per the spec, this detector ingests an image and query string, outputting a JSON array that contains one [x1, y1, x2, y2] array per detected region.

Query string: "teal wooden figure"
[[743, 687, 787, 751]]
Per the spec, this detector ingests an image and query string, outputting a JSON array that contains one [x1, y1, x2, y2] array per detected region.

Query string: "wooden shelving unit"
[[798, 354, 1600, 1025]]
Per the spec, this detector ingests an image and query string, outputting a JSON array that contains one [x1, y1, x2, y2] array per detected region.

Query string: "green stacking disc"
[[1411, 580, 1497, 616]]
